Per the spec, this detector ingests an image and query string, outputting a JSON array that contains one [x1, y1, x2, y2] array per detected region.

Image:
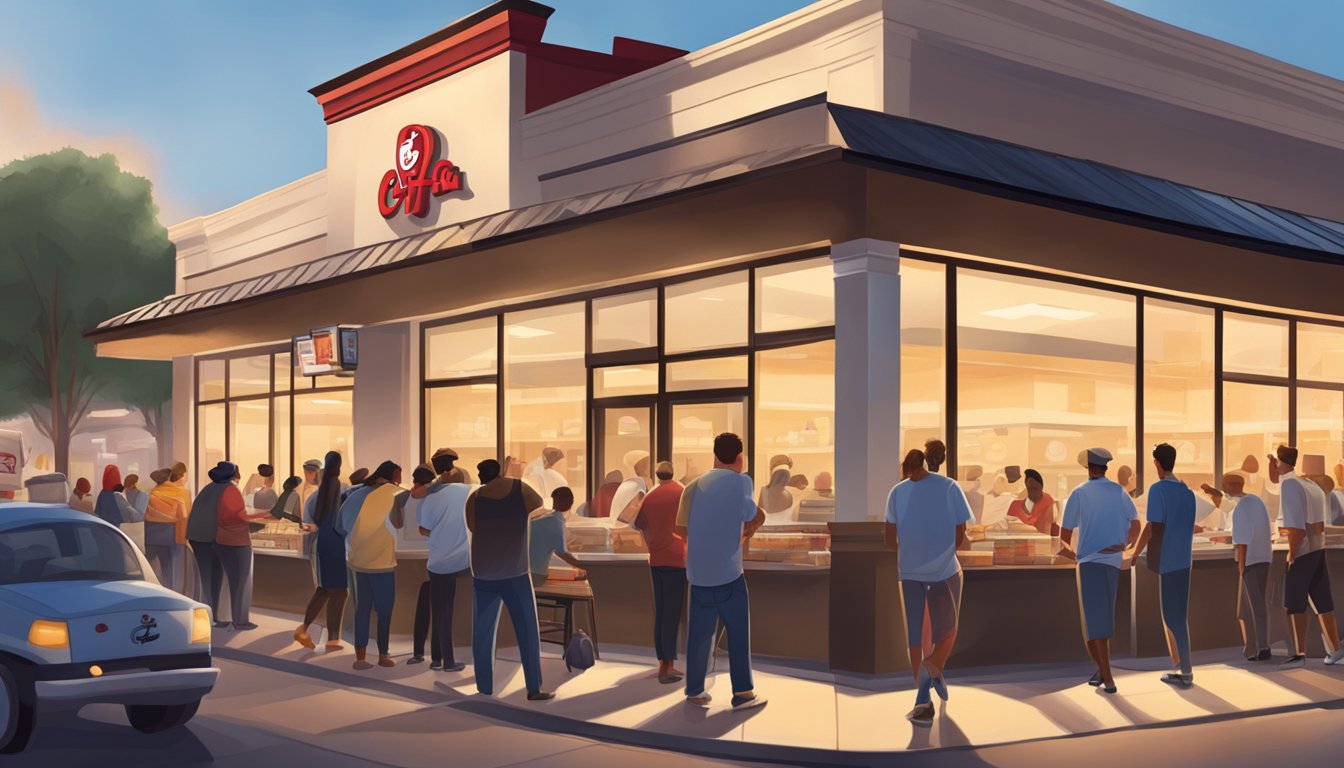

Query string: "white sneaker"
[[1326, 646, 1344, 666], [1280, 655, 1307, 669]]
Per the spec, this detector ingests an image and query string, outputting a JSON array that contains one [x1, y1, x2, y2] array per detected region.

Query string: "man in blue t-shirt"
[[885, 443, 973, 726], [675, 432, 767, 711], [1061, 447, 1139, 694], [1129, 443, 1196, 686]]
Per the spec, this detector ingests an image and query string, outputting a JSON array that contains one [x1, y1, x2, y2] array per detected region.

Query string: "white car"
[[0, 504, 218, 753]]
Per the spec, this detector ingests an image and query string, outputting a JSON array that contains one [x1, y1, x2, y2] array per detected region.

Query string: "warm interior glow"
[[981, 303, 1096, 322]]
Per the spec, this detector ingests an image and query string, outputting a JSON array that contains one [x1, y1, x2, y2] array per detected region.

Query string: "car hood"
[[0, 580, 200, 619]]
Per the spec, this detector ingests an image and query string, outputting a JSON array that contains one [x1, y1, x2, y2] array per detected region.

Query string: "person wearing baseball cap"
[[1222, 473, 1273, 662], [299, 458, 323, 508], [1128, 444, 1197, 687], [1060, 447, 1139, 694]]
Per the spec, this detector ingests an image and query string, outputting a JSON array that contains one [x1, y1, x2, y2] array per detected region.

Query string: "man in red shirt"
[[633, 461, 687, 683]]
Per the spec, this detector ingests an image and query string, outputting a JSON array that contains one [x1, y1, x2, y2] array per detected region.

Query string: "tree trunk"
[[53, 421, 71, 478]]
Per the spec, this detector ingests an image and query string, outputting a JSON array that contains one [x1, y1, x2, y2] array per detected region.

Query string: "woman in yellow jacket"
[[336, 461, 403, 670], [146, 467, 191, 593]]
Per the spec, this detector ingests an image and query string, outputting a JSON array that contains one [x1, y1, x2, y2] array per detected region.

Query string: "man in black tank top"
[[465, 459, 554, 700]]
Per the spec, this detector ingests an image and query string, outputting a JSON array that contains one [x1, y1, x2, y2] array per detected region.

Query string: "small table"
[[535, 579, 600, 659]]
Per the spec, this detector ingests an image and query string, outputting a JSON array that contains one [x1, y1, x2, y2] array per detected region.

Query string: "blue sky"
[[1, 0, 1340, 224]]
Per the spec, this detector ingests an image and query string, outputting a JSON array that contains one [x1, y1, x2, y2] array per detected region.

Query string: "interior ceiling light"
[[506, 325, 554, 338], [981, 303, 1096, 321], [697, 295, 726, 302]]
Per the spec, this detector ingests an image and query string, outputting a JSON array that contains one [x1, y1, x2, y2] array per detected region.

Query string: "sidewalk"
[[214, 609, 1344, 764]]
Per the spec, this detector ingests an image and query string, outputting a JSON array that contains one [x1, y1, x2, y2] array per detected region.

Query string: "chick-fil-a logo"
[[377, 125, 463, 219]]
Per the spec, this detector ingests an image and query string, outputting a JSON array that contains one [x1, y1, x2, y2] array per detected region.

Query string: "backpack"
[[563, 630, 595, 672]]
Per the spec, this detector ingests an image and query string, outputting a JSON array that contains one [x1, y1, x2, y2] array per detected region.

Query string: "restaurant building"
[[91, 0, 1344, 673]]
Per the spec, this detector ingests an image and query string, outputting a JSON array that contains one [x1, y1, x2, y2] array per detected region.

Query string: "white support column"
[[831, 239, 901, 522], [171, 356, 194, 488], [353, 323, 413, 473]]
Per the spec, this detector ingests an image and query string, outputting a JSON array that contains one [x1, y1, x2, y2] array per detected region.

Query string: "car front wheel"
[[0, 663, 36, 753], [125, 700, 201, 734]]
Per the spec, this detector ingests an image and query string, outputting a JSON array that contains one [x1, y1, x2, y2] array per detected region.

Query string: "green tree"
[[0, 149, 174, 475]]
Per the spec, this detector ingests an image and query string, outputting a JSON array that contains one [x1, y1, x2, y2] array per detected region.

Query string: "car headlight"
[[191, 607, 212, 644], [29, 619, 70, 649]]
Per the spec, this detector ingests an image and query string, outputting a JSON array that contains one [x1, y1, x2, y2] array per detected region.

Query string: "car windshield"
[[0, 522, 144, 585]]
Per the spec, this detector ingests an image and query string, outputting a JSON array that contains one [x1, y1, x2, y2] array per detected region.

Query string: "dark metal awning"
[[828, 102, 1344, 263]]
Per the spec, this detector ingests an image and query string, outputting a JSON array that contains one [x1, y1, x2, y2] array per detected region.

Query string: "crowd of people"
[[886, 438, 1344, 726]]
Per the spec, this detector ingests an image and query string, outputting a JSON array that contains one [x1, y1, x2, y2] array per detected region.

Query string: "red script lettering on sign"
[[377, 124, 463, 219]]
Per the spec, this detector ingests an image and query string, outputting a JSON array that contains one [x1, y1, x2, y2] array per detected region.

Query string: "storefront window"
[[198, 359, 226, 401], [664, 272, 748, 354], [294, 391, 354, 473], [274, 394, 291, 481], [1298, 388, 1343, 467], [592, 290, 657, 354], [666, 356, 748, 392], [755, 258, 834, 333], [424, 384, 497, 478], [1223, 382, 1288, 520], [1298, 322, 1344, 384], [1144, 299, 1215, 492], [229, 354, 271, 398], [957, 270, 1136, 522], [505, 304, 586, 502], [593, 365, 658, 398], [901, 260, 946, 457], [229, 400, 270, 507], [754, 340, 835, 523], [196, 403, 226, 489], [425, 317, 497, 379], [274, 352, 292, 393], [1223, 313, 1288, 378], [670, 401, 746, 488]]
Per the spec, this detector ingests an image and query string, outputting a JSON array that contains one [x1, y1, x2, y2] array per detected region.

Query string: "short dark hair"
[[1277, 445, 1299, 467], [551, 486, 574, 511], [478, 459, 502, 484], [411, 464, 436, 486], [712, 433, 744, 465], [1152, 443, 1177, 472], [1024, 468, 1043, 486], [258, 463, 274, 477]]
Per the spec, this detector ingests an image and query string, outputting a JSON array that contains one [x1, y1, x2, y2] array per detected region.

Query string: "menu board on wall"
[[294, 326, 358, 377]]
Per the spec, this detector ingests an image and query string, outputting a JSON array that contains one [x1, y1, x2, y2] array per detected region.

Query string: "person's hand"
[[576, 569, 587, 581]]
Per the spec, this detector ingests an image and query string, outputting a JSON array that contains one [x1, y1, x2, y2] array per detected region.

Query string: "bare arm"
[[884, 522, 899, 551], [744, 506, 766, 539], [521, 483, 545, 514], [1130, 522, 1157, 558], [955, 523, 966, 550], [418, 527, 432, 537], [464, 492, 476, 535], [1234, 543, 1247, 572]]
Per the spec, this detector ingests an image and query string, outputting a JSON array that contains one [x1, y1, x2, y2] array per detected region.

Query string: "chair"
[[535, 579, 600, 660]]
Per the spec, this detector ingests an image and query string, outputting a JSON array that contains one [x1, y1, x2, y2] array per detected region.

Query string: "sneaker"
[[442, 662, 466, 672], [407, 656, 425, 665], [906, 703, 935, 726], [686, 693, 712, 707], [429, 661, 443, 670], [377, 655, 397, 668], [213, 621, 231, 629], [731, 694, 767, 711], [1088, 670, 1103, 687], [527, 690, 555, 701], [1256, 649, 1272, 662], [1280, 655, 1307, 670], [1161, 672, 1193, 687], [1326, 646, 1344, 666], [232, 622, 259, 631]]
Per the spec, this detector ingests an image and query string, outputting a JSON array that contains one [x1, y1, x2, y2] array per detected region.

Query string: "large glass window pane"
[[1298, 388, 1343, 469], [425, 384, 498, 480], [593, 406, 655, 518], [664, 272, 748, 354], [666, 356, 748, 392], [901, 260, 946, 458], [754, 340, 835, 524], [593, 365, 658, 398], [230, 400, 271, 509], [1144, 299, 1215, 494], [1298, 323, 1344, 384], [425, 317, 497, 380], [670, 400, 747, 490], [504, 304, 586, 503], [294, 391, 354, 476], [229, 354, 271, 398], [1223, 382, 1288, 522], [957, 270, 1136, 524], [274, 352, 292, 393], [198, 359, 226, 401], [1223, 313, 1288, 378], [196, 403, 226, 490], [755, 257, 834, 333], [274, 394, 292, 482], [592, 290, 656, 354]]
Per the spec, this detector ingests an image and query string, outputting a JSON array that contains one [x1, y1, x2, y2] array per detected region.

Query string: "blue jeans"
[[354, 571, 396, 655], [472, 575, 543, 695], [1160, 567, 1192, 675], [685, 575, 753, 697]]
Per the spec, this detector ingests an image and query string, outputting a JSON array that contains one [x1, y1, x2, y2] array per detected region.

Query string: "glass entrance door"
[[665, 398, 748, 486], [593, 400, 655, 517]]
